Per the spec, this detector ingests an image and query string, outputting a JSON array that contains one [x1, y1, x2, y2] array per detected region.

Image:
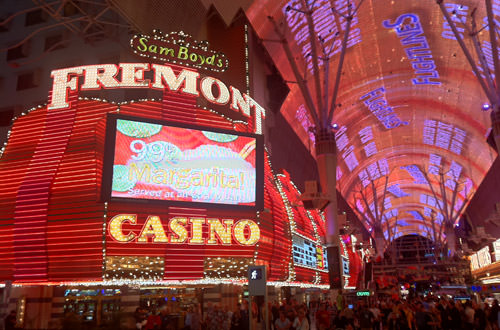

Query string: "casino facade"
[[0, 26, 363, 329], [5, 0, 500, 328]]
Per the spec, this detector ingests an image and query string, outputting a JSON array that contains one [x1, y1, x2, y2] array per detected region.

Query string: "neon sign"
[[382, 14, 441, 85], [130, 31, 229, 72], [108, 214, 260, 246], [47, 62, 266, 134]]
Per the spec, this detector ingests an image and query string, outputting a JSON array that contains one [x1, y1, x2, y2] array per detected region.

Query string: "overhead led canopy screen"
[[246, 0, 497, 240], [103, 115, 264, 210]]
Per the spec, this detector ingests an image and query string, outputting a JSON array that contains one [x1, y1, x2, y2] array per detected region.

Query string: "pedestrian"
[[292, 307, 309, 330], [315, 303, 330, 330], [4, 310, 17, 330], [135, 307, 148, 330], [230, 308, 242, 330], [489, 299, 499, 330], [464, 301, 475, 330], [274, 310, 291, 330], [144, 307, 161, 330], [358, 303, 374, 330], [183, 306, 194, 330]]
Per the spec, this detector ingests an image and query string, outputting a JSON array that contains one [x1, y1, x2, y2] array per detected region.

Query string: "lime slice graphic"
[[112, 165, 135, 192], [202, 131, 238, 143], [117, 119, 162, 138]]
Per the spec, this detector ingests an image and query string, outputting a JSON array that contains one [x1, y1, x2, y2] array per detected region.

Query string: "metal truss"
[[0, 0, 135, 54], [437, 0, 500, 155]]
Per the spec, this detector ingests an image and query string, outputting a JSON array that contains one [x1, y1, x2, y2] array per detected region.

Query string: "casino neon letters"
[[108, 214, 261, 246], [47, 62, 266, 134]]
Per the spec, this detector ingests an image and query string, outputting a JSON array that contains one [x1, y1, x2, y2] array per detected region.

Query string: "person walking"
[[292, 307, 309, 330], [274, 310, 291, 330]]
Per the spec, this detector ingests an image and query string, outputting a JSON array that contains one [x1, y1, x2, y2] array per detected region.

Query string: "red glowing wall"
[[0, 66, 340, 285]]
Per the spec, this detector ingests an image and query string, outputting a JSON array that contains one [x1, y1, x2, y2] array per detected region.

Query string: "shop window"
[[25, 9, 48, 26], [16, 71, 40, 91], [44, 34, 67, 51], [6, 43, 29, 61]]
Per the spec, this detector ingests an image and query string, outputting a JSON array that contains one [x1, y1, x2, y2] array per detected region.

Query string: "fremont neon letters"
[[109, 214, 260, 246], [48, 63, 266, 133]]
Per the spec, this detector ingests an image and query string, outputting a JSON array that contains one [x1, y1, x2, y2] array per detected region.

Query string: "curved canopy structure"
[[246, 0, 498, 245]]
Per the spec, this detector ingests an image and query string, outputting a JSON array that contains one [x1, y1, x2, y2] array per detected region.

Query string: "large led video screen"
[[102, 114, 264, 210]]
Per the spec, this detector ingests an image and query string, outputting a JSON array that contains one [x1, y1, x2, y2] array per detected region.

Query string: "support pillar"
[[445, 225, 456, 258], [492, 110, 500, 156], [315, 129, 342, 290]]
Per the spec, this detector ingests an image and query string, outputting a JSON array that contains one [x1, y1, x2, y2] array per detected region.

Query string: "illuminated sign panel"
[[292, 235, 320, 268], [47, 62, 266, 134], [494, 239, 500, 262], [107, 214, 260, 246], [130, 31, 229, 72], [478, 246, 492, 269], [103, 114, 264, 210]]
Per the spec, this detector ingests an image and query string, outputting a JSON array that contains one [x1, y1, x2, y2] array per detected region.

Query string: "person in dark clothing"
[[159, 306, 175, 330], [239, 305, 249, 330], [475, 304, 487, 330], [230, 309, 242, 330], [4, 310, 17, 330], [437, 299, 451, 330], [271, 301, 280, 329], [358, 306, 374, 330], [489, 300, 500, 329], [449, 301, 462, 330], [414, 303, 431, 330]]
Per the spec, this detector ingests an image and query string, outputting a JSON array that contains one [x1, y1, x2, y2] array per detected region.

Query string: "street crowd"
[[124, 296, 500, 330]]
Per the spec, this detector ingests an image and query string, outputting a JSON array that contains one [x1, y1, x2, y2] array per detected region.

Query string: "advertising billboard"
[[102, 114, 264, 210]]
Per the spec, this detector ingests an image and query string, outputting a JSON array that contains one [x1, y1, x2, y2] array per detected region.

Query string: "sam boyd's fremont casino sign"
[[48, 31, 265, 134]]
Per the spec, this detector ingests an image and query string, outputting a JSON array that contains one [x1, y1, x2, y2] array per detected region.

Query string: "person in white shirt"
[[275, 311, 291, 330], [292, 307, 309, 330], [464, 301, 475, 330]]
